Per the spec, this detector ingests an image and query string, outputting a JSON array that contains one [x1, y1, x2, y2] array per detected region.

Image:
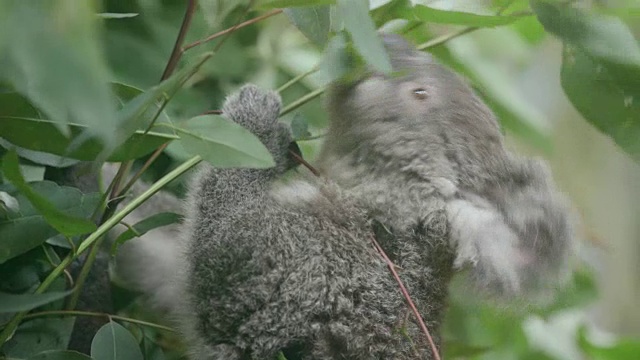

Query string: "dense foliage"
[[0, 0, 639, 359]]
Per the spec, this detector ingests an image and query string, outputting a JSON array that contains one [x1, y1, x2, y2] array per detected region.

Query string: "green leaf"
[[0, 1, 118, 145], [337, 0, 392, 74], [97, 13, 139, 19], [320, 33, 354, 83], [560, 46, 640, 160], [0, 115, 177, 162], [2, 318, 76, 358], [401, 5, 527, 27], [290, 114, 312, 140], [173, 115, 275, 168], [105, 53, 212, 161], [0, 181, 101, 263], [0, 190, 19, 215], [258, 0, 335, 9], [1, 151, 96, 237], [531, 0, 640, 160], [0, 290, 72, 313], [285, 5, 331, 46], [111, 212, 182, 255], [91, 321, 144, 360], [531, 0, 640, 72], [578, 326, 640, 360]]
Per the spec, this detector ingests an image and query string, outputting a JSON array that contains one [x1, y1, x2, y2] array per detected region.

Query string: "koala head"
[[323, 34, 508, 185]]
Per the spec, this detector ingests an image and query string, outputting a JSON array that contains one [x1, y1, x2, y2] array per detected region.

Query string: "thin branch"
[[22, 310, 176, 333], [289, 149, 320, 177], [417, 26, 476, 50], [370, 236, 441, 360], [160, 0, 199, 80], [277, 65, 319, 93], [183, 9, 283, 51], [280, 86, 325, 116], [202, 109, 223, 115]]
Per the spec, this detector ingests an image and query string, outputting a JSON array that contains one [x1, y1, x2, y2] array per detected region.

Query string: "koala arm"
[[447, 159, 575, 298]]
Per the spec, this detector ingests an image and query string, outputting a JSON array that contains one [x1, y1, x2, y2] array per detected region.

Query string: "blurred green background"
[[1, 0, 639, 359]]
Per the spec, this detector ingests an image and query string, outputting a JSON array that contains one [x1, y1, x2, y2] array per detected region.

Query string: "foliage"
[[0, 0, 639, 359]]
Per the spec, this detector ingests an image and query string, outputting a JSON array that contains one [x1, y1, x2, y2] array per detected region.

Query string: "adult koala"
[[115, 34, 575, 359]]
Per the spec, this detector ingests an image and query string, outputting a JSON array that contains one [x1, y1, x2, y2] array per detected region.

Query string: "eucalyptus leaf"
[[0, 116, 177, 162], [290, 114, 312, 140], [0, 290, 72, 313], [560, 46, 640, 160], [2, 151, 96, 237], [91, 321, 144, 360], [2, 318, 76, 358], [337, 0, 392, 74], [0, 1, 118, 144], [0, 181, 101, 263], [400, 5, 528, 27], [285, 6, 331, 46], [112, 212, 182, 255], [174, 115, 275, 168], [531, 0, 640, 160]]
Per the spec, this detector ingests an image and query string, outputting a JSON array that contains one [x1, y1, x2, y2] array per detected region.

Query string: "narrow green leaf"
[[0, 116, 177, 162], [0, 181, 100, 263], [173, 115, 275, 168], [401, 5, 527, 27], [285, 6, 331, 46], [1, 151, 96, 237], [337, 0, 392, 74], [0, 290, 72, 313], [111, 212, 182, 255], [91, 321, 144, 360]]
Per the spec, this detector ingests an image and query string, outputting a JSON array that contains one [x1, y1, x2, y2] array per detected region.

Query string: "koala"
[[115, 34, 575, 359]]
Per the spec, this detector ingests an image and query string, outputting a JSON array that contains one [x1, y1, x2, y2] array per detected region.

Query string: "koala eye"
[[412, 88, 428, 100]]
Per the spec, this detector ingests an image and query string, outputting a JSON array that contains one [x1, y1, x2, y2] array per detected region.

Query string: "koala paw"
[[222, 84, 282, 133]]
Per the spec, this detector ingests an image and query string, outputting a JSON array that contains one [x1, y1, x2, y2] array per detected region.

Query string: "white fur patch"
[[446, 197, 522, 293], [270, 180, 321, 206]]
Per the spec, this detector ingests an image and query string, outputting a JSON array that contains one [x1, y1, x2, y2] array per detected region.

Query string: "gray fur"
[[116, 35, 575, 359]]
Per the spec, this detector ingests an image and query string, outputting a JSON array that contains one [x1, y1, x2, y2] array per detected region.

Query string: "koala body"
[[116, 35, 575, 359]]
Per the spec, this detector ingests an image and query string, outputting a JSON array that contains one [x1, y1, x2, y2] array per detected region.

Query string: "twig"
[[22, 310, 176, 333], [288, 149, 320, 176], [277, 65, 319, 93], [280, 86, 326, 116], [183, 9, 283, 51], [160, 0, 199, 80], [370, 236, 441, 360]]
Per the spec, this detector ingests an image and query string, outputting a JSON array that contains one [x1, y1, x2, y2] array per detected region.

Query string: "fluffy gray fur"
[[115, 34, 575, 359]]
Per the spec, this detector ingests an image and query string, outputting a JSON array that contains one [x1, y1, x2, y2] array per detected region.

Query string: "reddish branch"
[[160, 0, 199, 81], [183, 9, 283, 51]]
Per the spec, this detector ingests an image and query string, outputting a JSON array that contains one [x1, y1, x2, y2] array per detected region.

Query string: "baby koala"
[[117, 34, 575, 359]]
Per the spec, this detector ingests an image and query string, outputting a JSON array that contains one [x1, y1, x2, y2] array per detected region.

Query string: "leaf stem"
[[22, 310, 176, 333]]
